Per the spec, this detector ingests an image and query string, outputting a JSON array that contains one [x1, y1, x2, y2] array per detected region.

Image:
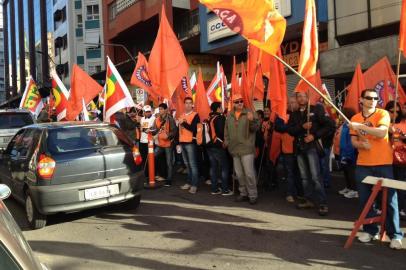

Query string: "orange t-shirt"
[[350, 108, 393, 166], [235, 111, 242, 120]]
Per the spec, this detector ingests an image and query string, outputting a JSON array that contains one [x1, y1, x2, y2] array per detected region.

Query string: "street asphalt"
[[4, 172, 406, 270]]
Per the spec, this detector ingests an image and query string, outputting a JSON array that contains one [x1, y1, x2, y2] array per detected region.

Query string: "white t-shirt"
[[140, 115, 155, 143]]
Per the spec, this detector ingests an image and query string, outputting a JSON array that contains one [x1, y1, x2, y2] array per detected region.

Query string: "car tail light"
[[132, 146, 142, 166], [37, 154, 56, 179]]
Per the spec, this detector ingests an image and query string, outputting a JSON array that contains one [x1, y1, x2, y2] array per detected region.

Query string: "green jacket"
[[224, 109, 260, 157]]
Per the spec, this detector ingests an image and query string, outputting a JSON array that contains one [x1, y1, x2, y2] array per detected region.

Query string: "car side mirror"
[[0, 184, 11, 200]]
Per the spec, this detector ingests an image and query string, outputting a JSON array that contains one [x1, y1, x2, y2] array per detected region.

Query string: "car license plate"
[[84, 184, 119, 201], [2, 137, 11, 143]]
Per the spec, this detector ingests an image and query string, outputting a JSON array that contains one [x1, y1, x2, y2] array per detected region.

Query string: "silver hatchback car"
[[0, 184, 48, 269]]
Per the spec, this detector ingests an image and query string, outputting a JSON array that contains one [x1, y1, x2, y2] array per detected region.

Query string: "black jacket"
[[207, 112, 226, 148], [287, 104, 336, 153]]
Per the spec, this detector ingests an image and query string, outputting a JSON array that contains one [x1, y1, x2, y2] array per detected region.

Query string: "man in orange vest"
[[206, 102, 233, 196], [179, 97, 200, 194], [151, 103, 177, 187]]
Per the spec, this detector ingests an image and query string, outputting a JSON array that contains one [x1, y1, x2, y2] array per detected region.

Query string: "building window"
[[86, 5, 99, 20], [86, 48, 101, 59], [75, 0, 82, 10], [77, 14, 83, 28], [77, 56, 85, 65], [88, 65, 102, 74]]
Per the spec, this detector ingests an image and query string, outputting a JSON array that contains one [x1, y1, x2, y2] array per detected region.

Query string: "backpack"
[[196, 122, 211, 146]]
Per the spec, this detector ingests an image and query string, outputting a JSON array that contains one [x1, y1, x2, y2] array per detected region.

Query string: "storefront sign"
[[207, 16, 237, 43]]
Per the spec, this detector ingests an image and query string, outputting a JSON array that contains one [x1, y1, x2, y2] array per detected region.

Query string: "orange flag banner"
[[195, 68, 211, 121], [343, 63, 365, 113], [66, 65, 103, 121], [130, 52, 159, 103], [363, 57, 406, 108], [173, 76, 192, 118], [296, 0, 319, 91], [400, 0, 406, 57], [199, 0, 286, 56], [268, 50, 288, 121], [295, 70, 324, 105], [247, 44, 265, 101], [148, 5, 189, 100], [229, 56, 240, 111], [241, 62, 254, 110]]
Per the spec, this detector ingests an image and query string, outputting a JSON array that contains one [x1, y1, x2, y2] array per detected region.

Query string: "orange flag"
[[400, 0, 406, 57], [130, 52, 159, 103], [247, 44, 265, 101], [364, 56, 406, 108], [173, 77, 192, 118], [268, 50, 288, 121], [229, 56, 240, 111], [296, 70, 324, 105], [200, 0, 286, 56], [343, 64, 364, 113], [148, 5, 189, 100], [296, 0, 319, 92], [241, 62, 254, 110], [194, 68, 211, 121], [66, 65, 103, 121]]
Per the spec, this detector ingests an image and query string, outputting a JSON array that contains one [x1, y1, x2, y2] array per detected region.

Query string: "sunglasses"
[[389, 110, 400, 113], [363, 96, 379, 101], [234, 100, 244, 104]]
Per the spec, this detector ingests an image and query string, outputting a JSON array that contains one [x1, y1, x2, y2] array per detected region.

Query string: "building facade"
[[53, 0, 105, 86]]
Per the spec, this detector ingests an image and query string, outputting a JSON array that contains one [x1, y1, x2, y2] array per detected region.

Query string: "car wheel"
[[25, 191, 47, 230], [122, 194, 141, 211]]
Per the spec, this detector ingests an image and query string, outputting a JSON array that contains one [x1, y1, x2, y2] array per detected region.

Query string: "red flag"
[[66, 65, 103, 121], [296, 0, 319, 92], [400, 0, 406, 57], [195, 68, 211, 121], [247, 44, 265, 100], [148, 5, 189, 100], [173, 76, 192, 118], [229, 57, 240, 111], [241, 62, 254, 110], [104, 57, 137, 123], [269, 132, 282, 164], [20, 77, 43, 116], [268, 50, 287, 121], [207, 62, 226, 104], [343, 63, 364, 113], [364, 57, 406, 108], [130, 52, 159, 103]]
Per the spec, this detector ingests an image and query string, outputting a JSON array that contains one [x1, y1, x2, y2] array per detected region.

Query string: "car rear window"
[[0, 113, 34, 129], [47, 127, 125, 153]]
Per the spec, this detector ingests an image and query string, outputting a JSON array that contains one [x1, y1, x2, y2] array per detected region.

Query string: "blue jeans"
[[283, 153, 303, 197], [356, 165, 403, 240], [181, 143, 199, 187], [297, 148, 327, 205], [320, 147, 332, 187], [207, 147, 230, 192], [155, 146, 174, 185]]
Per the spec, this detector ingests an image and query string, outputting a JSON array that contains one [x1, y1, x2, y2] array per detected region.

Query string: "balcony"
[[109, 0, 140, 21], [174, 9, 200, 41]]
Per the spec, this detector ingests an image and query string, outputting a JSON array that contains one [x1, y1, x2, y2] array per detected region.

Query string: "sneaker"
[[389, 239, 403, 250], [318, 205, 329, 216], [164, 182, 172, 187], [338, 187, 351, 195], [180, 183, 191, 190], [189, 186, 197, 194], [358, 233, 379, 243], [400, 209, 406, 220], [235, 195, 249, 202], [249, 197, 258, 205], [211, 189, 222, 195], [286, 196, 295, 203], [221, 190, 234, 196], [344, 190, 359, 199], [205, 179, 211, 185], [296, 200, 315, 209], [155, 175, 166, 181]]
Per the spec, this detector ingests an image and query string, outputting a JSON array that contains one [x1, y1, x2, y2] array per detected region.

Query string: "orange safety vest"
[[209, 115, 219, 143], [179, 112, 197, 143], [156, 117, 171, 148], [281, 115, 294, 154], [333, 124, 343, 156]]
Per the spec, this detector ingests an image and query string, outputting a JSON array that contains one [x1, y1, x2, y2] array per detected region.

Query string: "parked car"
[[0, 122, 144, 229], [0, 109, 36, 150], [0, 184, 49, 269]]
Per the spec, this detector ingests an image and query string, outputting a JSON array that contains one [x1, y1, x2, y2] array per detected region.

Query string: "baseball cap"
[[232, 93, 243, 102], [143, 105, 152, 112]]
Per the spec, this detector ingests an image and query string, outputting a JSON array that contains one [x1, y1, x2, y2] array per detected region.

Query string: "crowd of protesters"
[[37, 88, 405, 250]]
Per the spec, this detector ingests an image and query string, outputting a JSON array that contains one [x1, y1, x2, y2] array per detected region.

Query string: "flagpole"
[[393, 48, 402, 123], [273, 54, 351, 123]]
